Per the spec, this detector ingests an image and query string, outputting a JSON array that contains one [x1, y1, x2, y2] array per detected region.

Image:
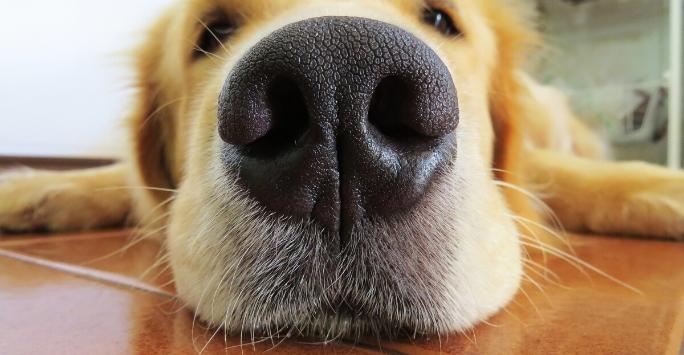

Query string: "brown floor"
[[0, 230, 683, 355]]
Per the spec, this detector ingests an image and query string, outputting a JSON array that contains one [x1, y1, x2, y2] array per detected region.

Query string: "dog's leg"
[[523, 149, 684, 240], [0, 164, 132, 233]]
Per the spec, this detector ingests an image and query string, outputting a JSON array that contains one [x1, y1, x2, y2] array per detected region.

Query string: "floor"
[[1, 230, 683, 355]]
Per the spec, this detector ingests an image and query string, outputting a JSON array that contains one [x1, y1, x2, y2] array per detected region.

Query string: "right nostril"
[[241, 77, 310, 158], [368, 76, 430, 145]]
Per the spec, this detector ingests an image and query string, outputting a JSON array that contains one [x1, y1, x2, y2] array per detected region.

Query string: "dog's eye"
[[194, 19, 235, 58], [423, 8, 461, 37]]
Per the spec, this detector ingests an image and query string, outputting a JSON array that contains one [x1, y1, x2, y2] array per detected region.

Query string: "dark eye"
[[423, 8, 461, 37], [194, 18, 236, 58]]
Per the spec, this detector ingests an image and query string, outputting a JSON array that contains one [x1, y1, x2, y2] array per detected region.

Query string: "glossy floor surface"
[[1, 230, 683, 354]]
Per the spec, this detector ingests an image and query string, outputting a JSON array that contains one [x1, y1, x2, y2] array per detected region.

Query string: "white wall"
[[0, 0, 173, 159]]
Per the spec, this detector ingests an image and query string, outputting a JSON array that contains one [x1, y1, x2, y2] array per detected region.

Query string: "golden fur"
[[1, 0, 683, 338]]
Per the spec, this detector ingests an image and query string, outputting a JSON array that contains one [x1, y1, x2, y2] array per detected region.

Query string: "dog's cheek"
[[166, 89, 254, 326], [439, 127, 522, 330], [167, 181, 232, 326]]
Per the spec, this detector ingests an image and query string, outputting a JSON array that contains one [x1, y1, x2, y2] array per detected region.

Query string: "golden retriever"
[[1, 0, 683, 339]]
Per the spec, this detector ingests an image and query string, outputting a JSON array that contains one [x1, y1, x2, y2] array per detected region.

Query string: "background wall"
[[535, 0, 674, 165], [0, 0, 173, 159]]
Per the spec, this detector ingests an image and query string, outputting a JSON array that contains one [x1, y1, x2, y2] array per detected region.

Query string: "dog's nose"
[[218, 16, 458, 240]]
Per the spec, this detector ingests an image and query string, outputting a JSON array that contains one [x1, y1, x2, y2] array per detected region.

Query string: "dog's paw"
[[0, 168, 130, 233], [585, 165, 684, 240], [628, 176, 684, 239], [0, 170, 88, 232]]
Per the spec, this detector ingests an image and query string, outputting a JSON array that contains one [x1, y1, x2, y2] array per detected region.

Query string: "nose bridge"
[[217, 16, 458, 242]]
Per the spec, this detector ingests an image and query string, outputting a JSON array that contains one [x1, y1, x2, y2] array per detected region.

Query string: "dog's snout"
[[218, 16, 458, 240]]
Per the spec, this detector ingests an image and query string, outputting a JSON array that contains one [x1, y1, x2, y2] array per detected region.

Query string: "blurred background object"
[[534, 0, 683, 168]]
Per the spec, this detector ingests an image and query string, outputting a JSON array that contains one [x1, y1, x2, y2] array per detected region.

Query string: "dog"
[[1, 0, 683, 340]]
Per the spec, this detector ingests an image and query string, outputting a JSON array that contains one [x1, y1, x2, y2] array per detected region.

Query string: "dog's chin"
[[167, 139, 522, 338]]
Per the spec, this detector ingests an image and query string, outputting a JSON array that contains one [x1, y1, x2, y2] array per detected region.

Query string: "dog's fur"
[[1, 0, 683, 338]]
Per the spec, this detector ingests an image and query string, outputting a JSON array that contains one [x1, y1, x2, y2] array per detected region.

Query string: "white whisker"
[[519, 240, 642, 294], [196, 17, 230, 54]]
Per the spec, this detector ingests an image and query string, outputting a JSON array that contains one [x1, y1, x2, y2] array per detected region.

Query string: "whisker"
[[132, 211, 173, 237], [519, 240, 642, 294], [155, 297, 188, 316], [96, 185, 178, 193], [139, 195, 177, 224], [200, 323, 225, 354], [188, 40, 224, 63], [494, 179, 566, 236], [196, 17, 230, 54], [519, 237, 591, 280], [517, 283, 543, 319], [459, 325, 477, 346], [264, 333, 292, 353], [501, 305, 527, 326], [523, 259, 568, 288], [131, 222, 169, 240], [515, 216, 549, 267], [223, 336, 272, 351], [154, 277, 178, 291], [479, 318, 503, 328], [80, 224, 167, 266], [138, 96, 189, 129], [521, 273, 553, 305], [139, 250, 172, 281], [511, 214, 576, 255]]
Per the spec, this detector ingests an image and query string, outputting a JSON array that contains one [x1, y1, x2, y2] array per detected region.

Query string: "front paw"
[[0, 170, 69, 232], [629, 175, 684, 240], [0, 169, 129, 233], [585, 166, 684, 240]]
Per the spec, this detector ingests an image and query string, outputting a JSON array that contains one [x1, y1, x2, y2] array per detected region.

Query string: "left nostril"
[[241, 77, 310, 158]]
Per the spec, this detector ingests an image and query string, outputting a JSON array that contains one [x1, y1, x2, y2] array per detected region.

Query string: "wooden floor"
[[0, 230, 683, 354]]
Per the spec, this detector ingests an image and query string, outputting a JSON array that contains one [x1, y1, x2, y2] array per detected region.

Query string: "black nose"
[[218, 16, 458, 241]]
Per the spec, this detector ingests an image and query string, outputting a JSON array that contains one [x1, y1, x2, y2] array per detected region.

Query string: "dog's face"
[[130, 0, 537, 338]]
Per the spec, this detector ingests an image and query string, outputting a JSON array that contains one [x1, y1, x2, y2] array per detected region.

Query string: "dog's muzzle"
[[217, 17, 458, 244]]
